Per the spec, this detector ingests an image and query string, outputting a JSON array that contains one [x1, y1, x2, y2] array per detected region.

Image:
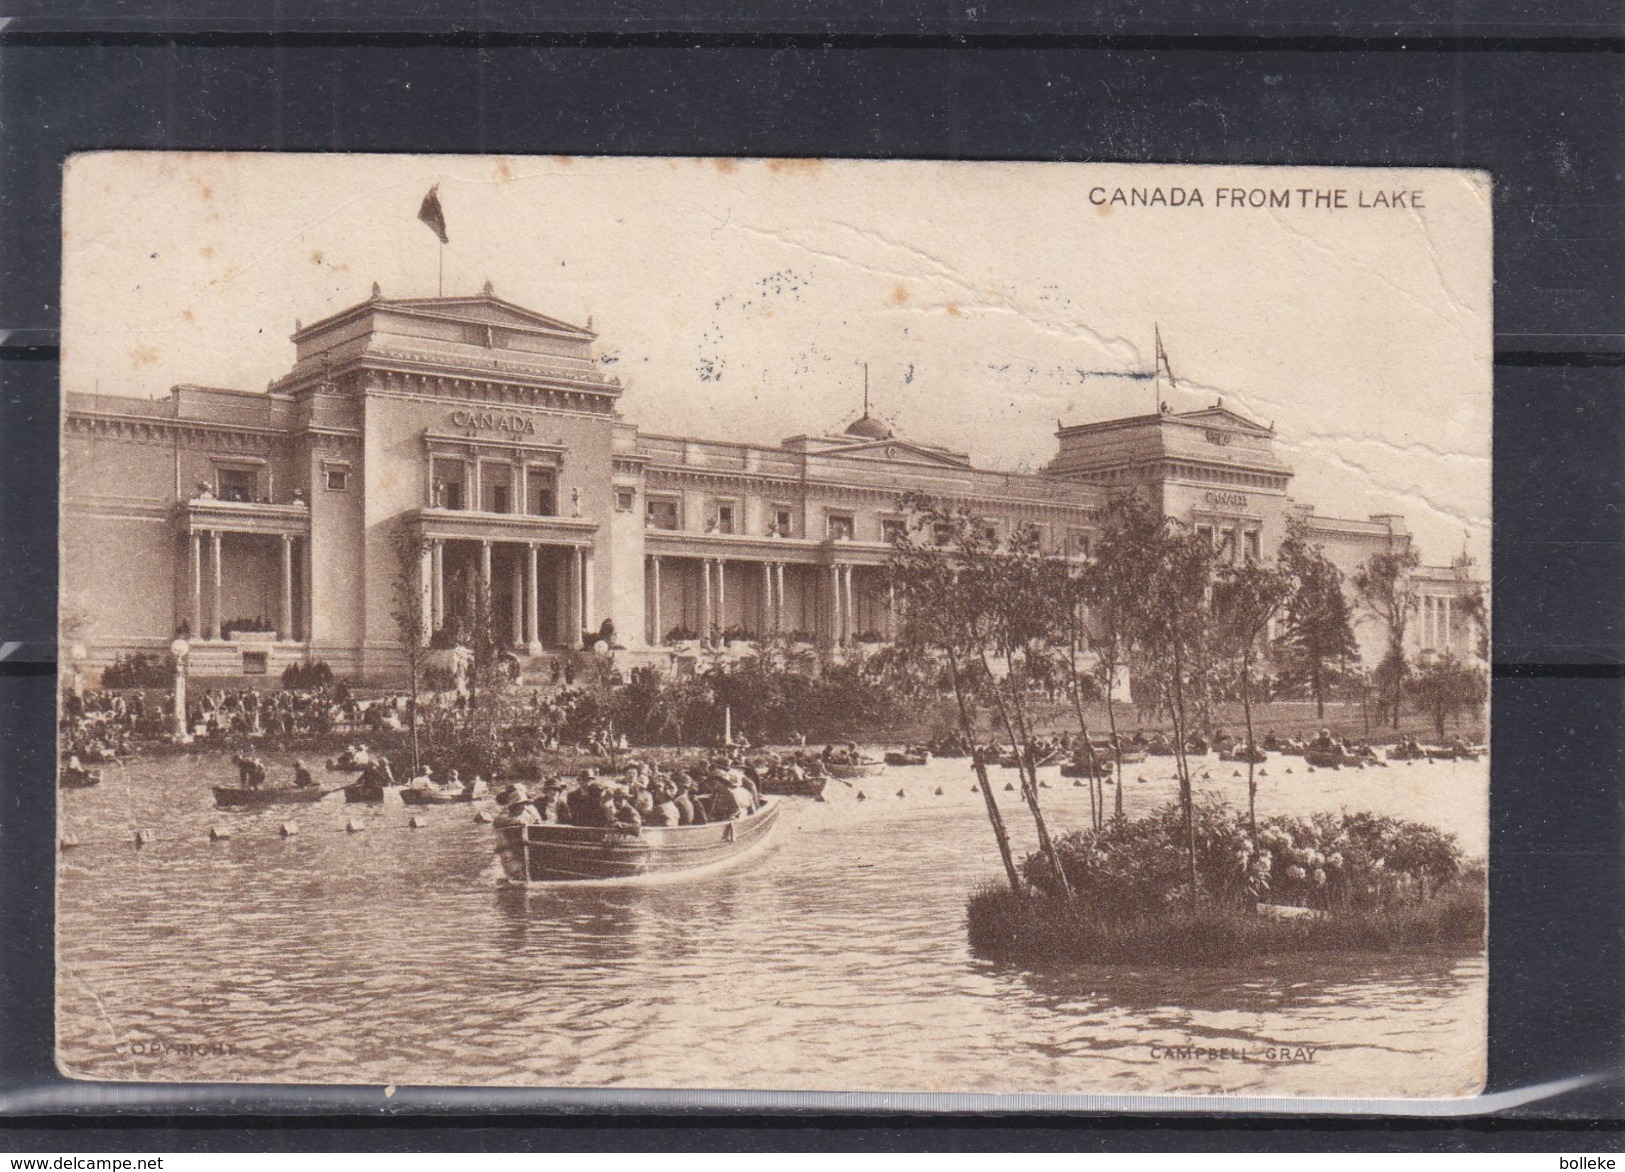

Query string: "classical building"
[[61, 289, 1483, 682]]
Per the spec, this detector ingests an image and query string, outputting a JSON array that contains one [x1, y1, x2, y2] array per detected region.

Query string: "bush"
[[1029, 797, 1467, 917], [421, 665, 457, 692], [281, 660, 335, 690], [101, 652, 173, 689], [967, 868, 1485, 967]]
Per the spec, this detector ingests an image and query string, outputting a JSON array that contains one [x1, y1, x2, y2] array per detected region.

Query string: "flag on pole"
[[1154, 323, 1174, 385], [418, 184, 449, 244]]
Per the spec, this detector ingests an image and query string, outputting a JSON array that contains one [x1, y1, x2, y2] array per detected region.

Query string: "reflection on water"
[[57, 750, 1486, 1096]]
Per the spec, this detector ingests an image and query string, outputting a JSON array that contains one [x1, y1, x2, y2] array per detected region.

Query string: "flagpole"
[[438, 240, 444, 297]]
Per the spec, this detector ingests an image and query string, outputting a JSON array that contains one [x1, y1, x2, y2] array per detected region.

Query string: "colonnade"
[[1421, 593, 1456, 654], [644, 555, 893, 646], [418, 537, 593, 650], [187, 529, 306, 642]]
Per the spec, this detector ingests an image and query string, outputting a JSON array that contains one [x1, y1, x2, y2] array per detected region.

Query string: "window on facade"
[[431, 459, 465, 510], [241, 650, 268, 675], [646, 497, 680, 530], [1244, 530, 1261, 561], [216, 467, 257, 503], [528, 469, 557, 516], [881, 518, 907, 544], [482, 464, 513, 514], [932, 521, 954, 546], [1217, 528, 1238, 563], [615, 487, 636, 513], [324, 465, 349, 492], [713, 503, 736, 534], [773, 508, 794, 537], [1069, 529, 1092, 558], [827, 513, 854, 541], [1195, 525, 1215, 548]]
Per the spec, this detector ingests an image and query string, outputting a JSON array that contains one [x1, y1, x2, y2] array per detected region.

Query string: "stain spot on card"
[[129, 344, 159, 368], [714, 158, 739, 175], [891, 284, 910, 306], [768, 159, 825, 177], [946, 302, 963, 317]]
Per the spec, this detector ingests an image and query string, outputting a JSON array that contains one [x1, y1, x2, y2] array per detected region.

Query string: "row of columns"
[[1421, 593, 1455, 653], [418, 538, 593, 649], [645, 556, 891, 646], [433, 456, 556, 515], [188, 530, 304, 642]]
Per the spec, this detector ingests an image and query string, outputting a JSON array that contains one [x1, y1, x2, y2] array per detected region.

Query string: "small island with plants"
[[884, 494, 1487, 969]]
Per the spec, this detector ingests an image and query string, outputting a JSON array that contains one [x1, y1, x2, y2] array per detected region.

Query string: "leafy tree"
[[389, 528, 430, 777], [970, 522, 1072, 896], [889, 493, 1022, 892], [1353, 546, 1421, 727], [1274, 531, 1358, 718], [1407, 654, 1488, 739], [1122, 516, 1215, 907], [1078, 496, 1164, 821], [1213, 559, 1293, 838]]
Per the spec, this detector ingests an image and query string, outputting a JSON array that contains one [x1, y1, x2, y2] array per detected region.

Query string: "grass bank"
[[966, 869, 1486, 968]]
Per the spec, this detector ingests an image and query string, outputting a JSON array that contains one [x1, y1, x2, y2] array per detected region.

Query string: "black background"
[[0, 0, 1620, 1151]]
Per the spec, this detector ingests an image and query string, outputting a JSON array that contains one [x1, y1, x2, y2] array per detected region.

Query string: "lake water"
[[56, 749, 1487, 1099]]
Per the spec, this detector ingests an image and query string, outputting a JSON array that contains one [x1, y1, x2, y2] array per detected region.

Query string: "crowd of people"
[[493, 756, 765, 833]]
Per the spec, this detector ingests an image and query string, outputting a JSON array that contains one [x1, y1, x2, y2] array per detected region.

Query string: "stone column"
[[516, 460, 528, 516], [650, 556, 663, 646], [525, 543, 541, 651], [510, 555, 524, 647], [280, 533, 295, 641], [716, 559, 726, 631], [470, 458, 483, 513], [209, 530, 223, 640], [431, 540, 445, 632], [479, 540, 493, 598], [829, 564, 840, 645], [701, 559, 713, 638], [189, 531, 203, 639], [888, 580, 897, 639], [301, 536, 313, 645], [1442, 595, 1452, 654], [418, 541, 434, 646], [762, 561, 773, 635], [843, 566, 855, 642], [583, 547, 595, 637], [775, 563, 786, 632]]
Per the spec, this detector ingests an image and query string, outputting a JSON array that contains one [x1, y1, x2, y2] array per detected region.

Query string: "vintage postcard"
[[56, 154, 1490, 1100]]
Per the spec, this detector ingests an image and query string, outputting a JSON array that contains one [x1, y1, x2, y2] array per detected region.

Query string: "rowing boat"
[[211, 785, 331, 809], [825, 760, 885, 779], [496, 798, 781, 883], [758, 772, 827, 798]]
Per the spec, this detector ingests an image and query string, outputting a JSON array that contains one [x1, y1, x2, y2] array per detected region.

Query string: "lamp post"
[[170, 637, 191, 742], [68, 643, 86, 701]]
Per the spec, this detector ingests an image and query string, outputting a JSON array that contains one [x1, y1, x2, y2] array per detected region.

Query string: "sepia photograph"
[[55, 154, 1491, 1100]]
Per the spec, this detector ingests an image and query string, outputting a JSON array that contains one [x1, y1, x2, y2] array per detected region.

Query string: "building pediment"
[[811, 438, 974, 469], [1174, 405, 1273, 434], [375, 295, 596, 340], [291, 292, 595, 348]]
